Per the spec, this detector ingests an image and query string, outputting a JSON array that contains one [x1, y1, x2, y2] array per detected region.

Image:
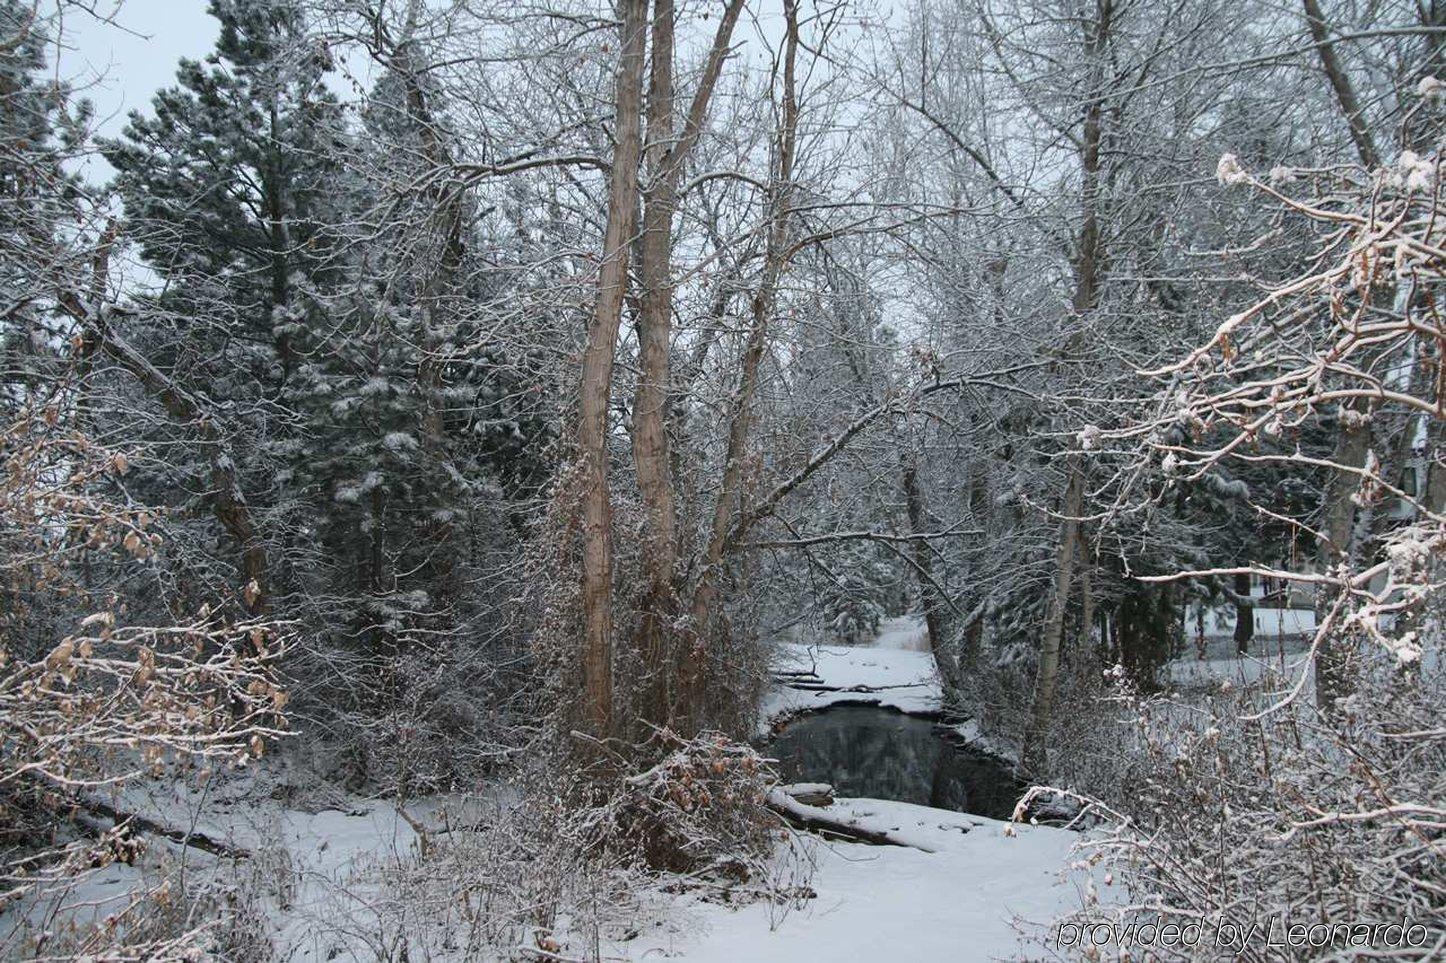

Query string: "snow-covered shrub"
[[0, 409, 289, 959], [1035, 645, 1446, 961], [311, 776, 785, 961], [1028, 148, 1446, 961], [12, 862, 276, 962], [574, 731, 780, 874]]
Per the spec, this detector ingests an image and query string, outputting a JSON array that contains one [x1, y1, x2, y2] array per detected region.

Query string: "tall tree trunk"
[[632, 0, 746, 726], [1301, 0, 1380, 168], [1021, 460, 1084, 776], [1425, 414, 1446, 515], [399, 25, 466, 606], [902, 459, 962, 696], [1315, 402, 1370, 708], [1299, 0, 1378, 709], [686, 0, 799, 720], [1020, 3, 1107, 774], [576, 0, 648, 738], [1077, 547, 1095, 654], [1233, 570, 1254, 655], [633, 0, 680, 727]]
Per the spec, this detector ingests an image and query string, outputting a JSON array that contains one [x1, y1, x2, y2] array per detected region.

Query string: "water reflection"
[[768, 706, 1023, 820]]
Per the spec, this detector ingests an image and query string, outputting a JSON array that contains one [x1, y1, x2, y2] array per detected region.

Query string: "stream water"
[[768, 706, 1024, 820]]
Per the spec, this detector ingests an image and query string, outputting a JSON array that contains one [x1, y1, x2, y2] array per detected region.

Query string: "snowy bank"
[[629, 798, 1080, 961], [765, 619, 943, 726]]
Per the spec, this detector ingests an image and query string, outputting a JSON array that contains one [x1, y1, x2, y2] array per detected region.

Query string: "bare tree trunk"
[[686, 0, 800, 719], [632, 0, 746, 726], [1301, 0, 1380, 168], [633, 0, 681, 726], [1233, 571, 1255, 655], [1425, 414, 1446, 515], [1019, 3, 1107, 773], [1021, 460, 1084, 776], [902, 459, 962, 696], [576, 0, 648, 738], [1315, 403, 1370, 708], [1297, 0, 1378, 711]]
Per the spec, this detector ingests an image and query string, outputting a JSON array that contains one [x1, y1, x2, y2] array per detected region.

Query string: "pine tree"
[[0, 0, 89, 412], [97, 0, 343, 606], [102, 0, 341, 385]]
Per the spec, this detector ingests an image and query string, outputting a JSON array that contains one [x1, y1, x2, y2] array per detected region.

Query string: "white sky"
[[54, 1, 220, 181]]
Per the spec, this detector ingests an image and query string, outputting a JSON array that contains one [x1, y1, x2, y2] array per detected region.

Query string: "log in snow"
[[766, 789, 936, 852], [776, 782, 836, 806]]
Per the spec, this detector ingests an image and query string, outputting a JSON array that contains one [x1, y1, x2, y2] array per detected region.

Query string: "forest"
[[2, 0, 1444, 959]]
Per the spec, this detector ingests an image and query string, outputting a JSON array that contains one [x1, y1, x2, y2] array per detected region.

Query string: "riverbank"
[[626, 798, 1080, 961], [681, 616, 1082, 960]]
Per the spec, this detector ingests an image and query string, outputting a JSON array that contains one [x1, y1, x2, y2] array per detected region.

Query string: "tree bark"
[[632, 0, 746, 726], [686, 0, 799, 716], [1021, 460, 1084, 776], [1297, 0, 1378, 710], [576, 0, 648, 738], [1301, 0, 1380, 168], [1315, 402, 1370, 708], [1233, 570, 1255, 655], [1019, 3, 1107, 774], [902, 459, 962, 696]]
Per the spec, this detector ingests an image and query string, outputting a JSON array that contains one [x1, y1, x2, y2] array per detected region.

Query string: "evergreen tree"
[[97, 0, 344, 608], [0, 0, 89, 411], [102, 0, 342, 386]]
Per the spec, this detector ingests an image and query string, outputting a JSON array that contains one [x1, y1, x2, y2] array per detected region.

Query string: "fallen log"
[[766, 790, 935, 852], [78, 797, 251, 860], [780, 681, 928, 694], [776, 782, 835, 806]]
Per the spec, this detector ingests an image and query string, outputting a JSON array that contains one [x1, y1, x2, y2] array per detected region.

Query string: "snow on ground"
[[16, 614, 1085, 961], [1166, 641, 1311, 691], [764, 616, 943, 724], [871, 614, 933, 651], [3, 770, 481, 960], [629, 799, 1081, 962], [950, 718, 1021, 765]]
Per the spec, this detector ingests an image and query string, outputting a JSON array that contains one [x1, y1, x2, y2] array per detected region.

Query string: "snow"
[[29, 772, 1083, 962], [951, 718, 1020, 765], [764, 633, 942, 723], [1166, 641, 1312, 690], [684, 615, 1081, 960], [2, 772, 483, 961], [14, 614, 1085, 961], [1186, 602, 1317, 639], [628, 799, 1080, 962], [871, 614, 932, 651]]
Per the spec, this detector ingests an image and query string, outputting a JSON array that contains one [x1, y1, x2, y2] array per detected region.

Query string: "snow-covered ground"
[[1186, 602, 1317, 639], [764, 616, 943, 723], [629, 799, 1080, 962], [2, 770, 483, 961], [12, 614, 1085, 961], [871, 614, 933, 651], [1166, 639, 1312, 690]]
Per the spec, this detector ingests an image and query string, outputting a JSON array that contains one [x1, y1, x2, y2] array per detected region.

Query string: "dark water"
[[768, 706, 1024, 820]]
